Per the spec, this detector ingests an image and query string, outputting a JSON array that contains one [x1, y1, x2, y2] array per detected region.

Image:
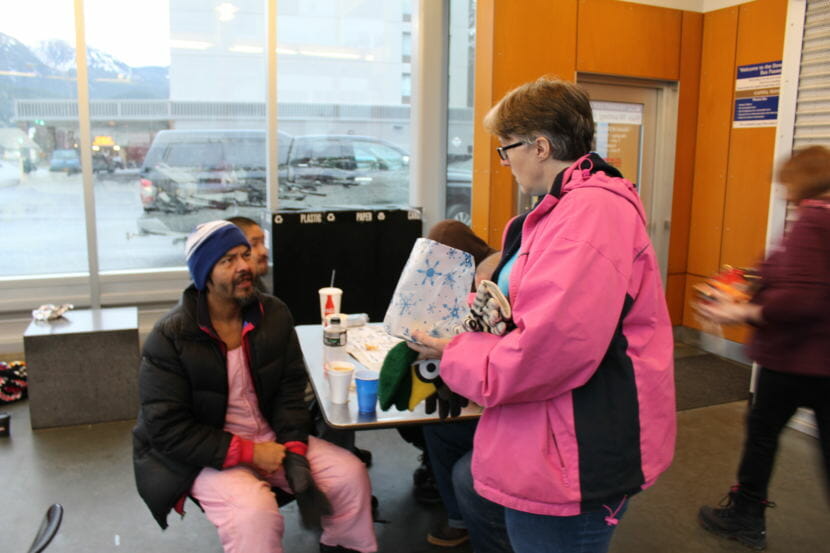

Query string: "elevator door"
[[514, 79, 676, 280], [580, 79, 676, 281]]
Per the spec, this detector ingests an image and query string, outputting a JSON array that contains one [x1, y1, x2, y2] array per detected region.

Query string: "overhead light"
[[170, 39, 213, 50], [0, 70, 36, 77], [276, 47, 298, 55], [230, 45, 263, 54], [298, 49, 361, 60], [215, 2, 239, 22]]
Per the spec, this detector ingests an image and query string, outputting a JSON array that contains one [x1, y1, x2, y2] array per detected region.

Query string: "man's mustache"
[[233, 271, 254, 285]]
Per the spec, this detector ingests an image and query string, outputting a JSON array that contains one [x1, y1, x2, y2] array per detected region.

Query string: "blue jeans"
[[422, 419, 478, 527], [453, 452, 628, 553]]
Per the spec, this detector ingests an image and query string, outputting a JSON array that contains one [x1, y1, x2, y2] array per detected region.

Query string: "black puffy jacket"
[[132, 285, 311, 528]]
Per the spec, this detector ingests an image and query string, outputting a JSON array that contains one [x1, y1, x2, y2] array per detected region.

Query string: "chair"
[[27, 504, 63, 553]]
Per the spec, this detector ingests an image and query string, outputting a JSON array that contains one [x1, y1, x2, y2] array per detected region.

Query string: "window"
[[84, 0, 268, 271], [276, 0, 412, 211], [402, 31, 412, 63], [445, 0, 475, 225], [0, 2, 87, 277], [402, 72, 412, 103], [0, 0, 435, 327]]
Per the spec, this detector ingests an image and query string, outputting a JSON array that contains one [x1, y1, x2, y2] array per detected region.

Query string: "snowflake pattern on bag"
[[384, 238, 474, 341]]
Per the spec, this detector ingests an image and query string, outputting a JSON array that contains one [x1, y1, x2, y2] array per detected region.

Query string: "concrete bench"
[[23, 307, 140, 429]]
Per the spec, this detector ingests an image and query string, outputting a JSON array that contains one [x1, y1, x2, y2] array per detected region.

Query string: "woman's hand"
[[693, 288, 764, 326], [407, 330, 451, 360]]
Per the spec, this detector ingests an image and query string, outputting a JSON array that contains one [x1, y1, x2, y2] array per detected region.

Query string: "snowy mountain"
[[0, 33, 55, 76], [0, 32, 169, 123], [31, 40, 77, 74], [34, 39, 135, 81]]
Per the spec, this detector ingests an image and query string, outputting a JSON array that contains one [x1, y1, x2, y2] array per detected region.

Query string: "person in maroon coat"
[[695, 146, 830, 551]]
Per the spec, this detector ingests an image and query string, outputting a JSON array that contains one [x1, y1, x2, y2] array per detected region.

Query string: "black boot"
[[412, 454, 442, 505], [698, 487, 775, 550]]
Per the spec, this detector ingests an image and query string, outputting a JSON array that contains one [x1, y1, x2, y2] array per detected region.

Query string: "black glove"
[[424, 376, 468, 419], [282, 451, 333, 529]]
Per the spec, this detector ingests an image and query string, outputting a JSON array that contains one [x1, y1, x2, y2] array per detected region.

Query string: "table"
[[296, 324, 481, 430], [23, 307, 140, 429]]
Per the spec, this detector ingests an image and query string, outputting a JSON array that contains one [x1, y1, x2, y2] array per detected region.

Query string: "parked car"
[[446, 157, 473, 225], [0, 159, 21, 187], [49, 149, 81, 174], [136, 129, 430, 236]]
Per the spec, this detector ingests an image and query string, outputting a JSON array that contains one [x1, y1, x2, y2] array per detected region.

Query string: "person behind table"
[[132, 220, 377, 553], [696, 146, 830, 551], [226, 216, 270, 293], [409, 76, 676, 553], [414, 219, 498, 547], [395, 220, 499, 526]]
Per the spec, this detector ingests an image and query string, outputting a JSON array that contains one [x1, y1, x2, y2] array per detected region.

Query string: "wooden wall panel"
[[735, 0, 789, 65], [666, 273, 686, 325], [720, 0, 787, 270], [472, 0, 578, 247], [666, 11, 703, 327], [721, 129, 776, 268], [668, 12, 702, 276], [686, 7, 739, 277], [471, 1, 496, 245], [576, 0, 682, 80]]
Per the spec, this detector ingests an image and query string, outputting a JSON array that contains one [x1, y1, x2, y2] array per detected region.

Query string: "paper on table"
[[346, 325, 403, 371], [383, 238, 474, 342]]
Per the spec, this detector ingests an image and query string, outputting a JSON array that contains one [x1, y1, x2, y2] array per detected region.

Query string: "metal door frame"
[[578, 74, 679, 282]]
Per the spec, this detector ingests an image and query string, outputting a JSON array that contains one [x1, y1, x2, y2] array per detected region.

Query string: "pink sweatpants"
[[191, 436, 377, 553]]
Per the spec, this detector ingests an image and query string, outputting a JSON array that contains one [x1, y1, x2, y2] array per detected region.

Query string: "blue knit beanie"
[[185, 221, 250, 290]]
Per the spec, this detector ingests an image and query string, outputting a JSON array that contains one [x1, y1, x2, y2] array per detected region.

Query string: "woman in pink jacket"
[[410, 77, 676, 553]]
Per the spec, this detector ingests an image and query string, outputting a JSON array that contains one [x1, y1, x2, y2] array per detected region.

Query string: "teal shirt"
[[496, 250, 518, 299]]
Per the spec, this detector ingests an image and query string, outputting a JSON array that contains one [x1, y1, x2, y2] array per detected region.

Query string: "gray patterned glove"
[[461, 279, 513, 335]]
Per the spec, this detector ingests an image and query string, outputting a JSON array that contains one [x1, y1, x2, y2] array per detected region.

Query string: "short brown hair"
[[483, 77, 594, 161], [778, 146, 830, 202], [226, 216, 260, 231]]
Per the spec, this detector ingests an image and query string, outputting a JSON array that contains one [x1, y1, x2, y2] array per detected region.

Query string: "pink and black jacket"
[[441, 154, 676, 516]]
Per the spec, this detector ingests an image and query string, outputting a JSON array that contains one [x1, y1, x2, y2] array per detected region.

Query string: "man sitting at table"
[[132, 220, 377, 553], [227, 215, 374, 468]]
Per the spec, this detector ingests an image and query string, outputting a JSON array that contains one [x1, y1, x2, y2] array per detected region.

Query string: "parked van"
[[136, 129, 469, 236]]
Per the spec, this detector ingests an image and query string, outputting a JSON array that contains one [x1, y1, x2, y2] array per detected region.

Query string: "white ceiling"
[[619, 0, 755, 13]]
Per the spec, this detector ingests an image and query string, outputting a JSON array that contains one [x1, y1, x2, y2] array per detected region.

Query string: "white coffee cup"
[[318, 287, 343, 322], [327, 361, 354, 404]]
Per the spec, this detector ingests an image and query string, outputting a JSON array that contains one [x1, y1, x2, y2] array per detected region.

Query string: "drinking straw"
[[330, 269, 336, 288]]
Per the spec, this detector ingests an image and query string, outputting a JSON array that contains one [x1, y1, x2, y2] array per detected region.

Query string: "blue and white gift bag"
[[384, 238, 475, 341]]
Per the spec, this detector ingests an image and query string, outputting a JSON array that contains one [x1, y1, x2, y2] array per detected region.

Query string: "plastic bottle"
[[323, 315, 348, 367]]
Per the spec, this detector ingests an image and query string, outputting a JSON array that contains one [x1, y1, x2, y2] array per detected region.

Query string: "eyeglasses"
[[496, 141, 527, 161]]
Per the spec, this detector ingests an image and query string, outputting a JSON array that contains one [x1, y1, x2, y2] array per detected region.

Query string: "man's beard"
[[232, 272, 256, 307], [235, 291, 256, 308]]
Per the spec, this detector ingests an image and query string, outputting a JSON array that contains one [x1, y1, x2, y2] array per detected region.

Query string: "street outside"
[[1, 167, 196, 277], [0, 166, 419, 278]]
